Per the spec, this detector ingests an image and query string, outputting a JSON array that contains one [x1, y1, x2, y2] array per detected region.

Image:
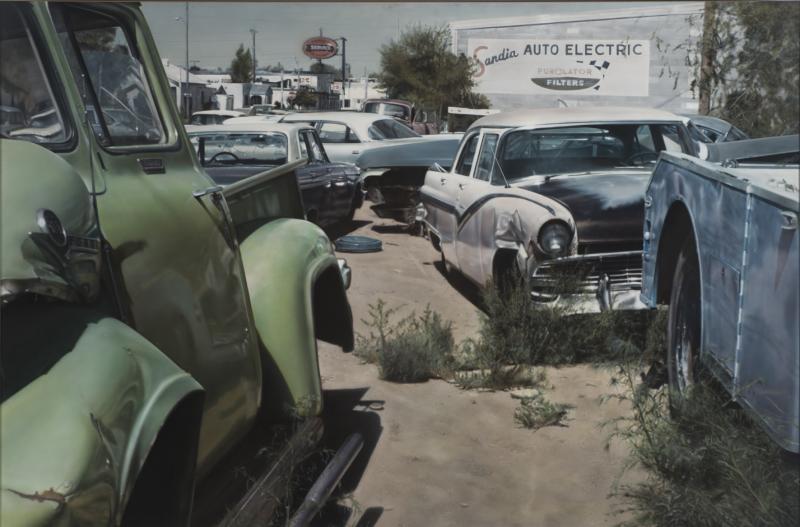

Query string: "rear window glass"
[[367, 118, 419, 140]]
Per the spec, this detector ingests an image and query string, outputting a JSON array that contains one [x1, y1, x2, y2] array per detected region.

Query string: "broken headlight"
[[538, 221, 571, 257]]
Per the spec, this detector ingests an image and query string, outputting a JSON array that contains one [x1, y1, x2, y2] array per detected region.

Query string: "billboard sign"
[[470, 38, 650, 96], [303, 37, 338, 60]]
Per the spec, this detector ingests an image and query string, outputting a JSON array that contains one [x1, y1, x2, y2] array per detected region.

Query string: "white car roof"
[[469, 106, 684, 130], [185, 122, 314, 135], [281, 111, 418, 140], [192, 110, 245, 117]]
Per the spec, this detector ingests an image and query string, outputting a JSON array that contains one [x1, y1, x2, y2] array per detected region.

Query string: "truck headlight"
[[538, 221, 571, 257]]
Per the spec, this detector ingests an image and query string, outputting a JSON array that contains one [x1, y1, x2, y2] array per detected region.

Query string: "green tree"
[[229, 44, 253, 83], [377, 25, 489, 122], [289, 89, 317, 109], [696, 1, 799, 136], [309, 62, 341, 77]]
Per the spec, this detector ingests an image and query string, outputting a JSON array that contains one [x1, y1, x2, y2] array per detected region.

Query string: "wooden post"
[[698, 1, 717, 115]]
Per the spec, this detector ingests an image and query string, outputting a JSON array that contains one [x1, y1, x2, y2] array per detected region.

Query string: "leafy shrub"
[[514, 394, 572, 430], [355, 300, 455, 383]]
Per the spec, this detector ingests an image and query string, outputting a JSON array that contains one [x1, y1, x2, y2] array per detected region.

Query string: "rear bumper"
[[530, 250, 647, 313]]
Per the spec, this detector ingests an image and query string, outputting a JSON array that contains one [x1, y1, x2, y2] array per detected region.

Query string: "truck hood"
[[355, 135, 462, 170], [513, 169, 651, 250]]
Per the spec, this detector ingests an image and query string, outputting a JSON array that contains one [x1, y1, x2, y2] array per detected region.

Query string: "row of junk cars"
[[1, 2, 798, 525]]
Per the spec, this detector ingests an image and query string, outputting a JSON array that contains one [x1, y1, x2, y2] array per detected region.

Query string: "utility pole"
[[250, 28, 258, 84], [698, 1, 716, 115], [339, 37, 347, 99], [364, 66, 368, 103], [184, 1, 189, 120]]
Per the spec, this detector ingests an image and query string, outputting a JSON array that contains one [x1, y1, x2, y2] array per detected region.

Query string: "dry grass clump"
[[514, 393, 572, 430], [355, 300, 454, 383]]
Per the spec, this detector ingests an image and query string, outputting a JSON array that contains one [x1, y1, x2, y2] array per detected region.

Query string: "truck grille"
[[531, 251, 643, 302]]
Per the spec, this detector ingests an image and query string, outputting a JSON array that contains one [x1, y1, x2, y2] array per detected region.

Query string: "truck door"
[[51, 4, 261, 468]]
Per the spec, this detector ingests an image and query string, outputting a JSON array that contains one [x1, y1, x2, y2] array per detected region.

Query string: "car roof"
[[469, 106, 683, 130], [185, 122, 314, 135], [192, 110, 245, 117], [281, 111, 394, 125]]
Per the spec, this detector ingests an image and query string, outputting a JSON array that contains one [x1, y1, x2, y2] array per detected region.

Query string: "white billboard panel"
[[470, 39, 650, 97]]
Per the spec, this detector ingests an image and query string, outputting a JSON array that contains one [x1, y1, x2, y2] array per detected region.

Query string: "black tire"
[[666, 237, 701, 411]]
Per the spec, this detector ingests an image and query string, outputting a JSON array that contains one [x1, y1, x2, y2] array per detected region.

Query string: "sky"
[[142, 1, 670, 76]]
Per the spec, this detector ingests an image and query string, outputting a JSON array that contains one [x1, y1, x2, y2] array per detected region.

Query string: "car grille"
[[530, 251, 643, 302]]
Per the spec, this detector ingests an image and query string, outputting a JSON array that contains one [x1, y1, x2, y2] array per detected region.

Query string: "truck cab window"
[[0, 4, 69, 145], [52, 5, 165, 147]]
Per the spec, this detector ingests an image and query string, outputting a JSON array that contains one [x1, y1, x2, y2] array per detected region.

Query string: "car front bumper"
[[530, 250, 648, 313]]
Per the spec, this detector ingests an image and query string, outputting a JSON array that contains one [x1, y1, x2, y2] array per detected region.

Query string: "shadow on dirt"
[[312, 387, 385, 526], [430, 259, 486, 312], [325, 220, 372, 241]]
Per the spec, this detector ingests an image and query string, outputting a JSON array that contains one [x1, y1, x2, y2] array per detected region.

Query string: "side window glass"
[[318, 122, 354, 143], [304, 131, 325, 162], [635, 125, 656, 152], [52, 5, 165, 147], [454, 133, 479, 176], [0, 4, 69, 145], [659, 124, 684, 153], [298, 131, 309, 159], [475, 134, 499, 182]]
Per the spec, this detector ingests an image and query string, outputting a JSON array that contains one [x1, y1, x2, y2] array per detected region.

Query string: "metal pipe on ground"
[[288, 433, 364, 527]]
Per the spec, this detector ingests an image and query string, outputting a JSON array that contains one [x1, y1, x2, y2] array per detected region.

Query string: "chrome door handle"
[[781, 211, 798, 230], [458, 183, 466, 190], [440, 177, 447, 185]]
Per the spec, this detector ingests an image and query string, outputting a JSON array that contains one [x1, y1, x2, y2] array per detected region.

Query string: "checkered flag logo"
[[577, 59, 611, 90]]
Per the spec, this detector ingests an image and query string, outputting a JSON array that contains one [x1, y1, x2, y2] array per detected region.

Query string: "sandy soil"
[[317, 205, 640, 527]]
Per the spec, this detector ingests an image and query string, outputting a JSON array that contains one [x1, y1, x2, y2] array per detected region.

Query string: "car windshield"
[[190, 132, 289, 166], [496, 124, 686, 181], [0, 4, 69, 144]]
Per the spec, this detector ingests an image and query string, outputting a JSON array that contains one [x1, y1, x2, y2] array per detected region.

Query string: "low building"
[[333, 78, 387, 110], [161, 59, 217, 116], [448, 3, 705, 112]]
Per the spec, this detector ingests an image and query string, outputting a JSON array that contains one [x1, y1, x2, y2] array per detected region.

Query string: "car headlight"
[[538, 221, 571, 257]]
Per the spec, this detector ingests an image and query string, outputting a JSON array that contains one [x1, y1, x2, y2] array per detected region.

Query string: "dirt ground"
[[316, 205, 641, 527]]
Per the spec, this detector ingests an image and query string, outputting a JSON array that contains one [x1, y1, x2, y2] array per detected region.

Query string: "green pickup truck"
[[0, 2, 355, 525]]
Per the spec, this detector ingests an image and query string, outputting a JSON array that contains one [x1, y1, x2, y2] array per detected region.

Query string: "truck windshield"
[[0, 4, 69, 145], [497, 124, 686, 181], [51, 5, 166, 147], [190, 132, 289, 166]]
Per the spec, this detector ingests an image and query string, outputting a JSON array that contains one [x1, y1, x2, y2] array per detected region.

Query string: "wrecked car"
[[1, 2, 356, 525], [281, 111, 462, 224], [421, 107, 697, 312], [187, 123, 363, 225], [641, 136, 799, 452], [362, 98, 440, 135]]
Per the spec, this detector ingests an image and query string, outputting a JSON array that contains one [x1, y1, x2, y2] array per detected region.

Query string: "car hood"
[[355, 135, 462, 170], [513, 169, 651, 250]]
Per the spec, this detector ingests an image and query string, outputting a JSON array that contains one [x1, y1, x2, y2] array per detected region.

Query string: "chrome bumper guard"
[[337, 258, 352, 290]]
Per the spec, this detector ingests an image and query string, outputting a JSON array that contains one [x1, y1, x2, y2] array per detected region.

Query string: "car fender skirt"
[[0, 312, 203, 527], [240, 218, 353, 417]]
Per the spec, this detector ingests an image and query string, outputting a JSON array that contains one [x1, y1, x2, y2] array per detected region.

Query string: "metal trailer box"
[[642, 150, 800, 452], [450, 3, 704, 113]]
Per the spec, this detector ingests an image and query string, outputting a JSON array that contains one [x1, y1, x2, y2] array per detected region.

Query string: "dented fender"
[[0, 312, 203, 526], [239, 218, 352, 418]]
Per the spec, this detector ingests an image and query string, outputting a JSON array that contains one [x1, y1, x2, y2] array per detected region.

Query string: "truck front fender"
[[1, 307, 204, 526], [240, 218, 353, 418]]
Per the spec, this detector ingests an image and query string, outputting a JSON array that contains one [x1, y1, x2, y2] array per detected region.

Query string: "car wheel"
[[667, 237, 701, 411]]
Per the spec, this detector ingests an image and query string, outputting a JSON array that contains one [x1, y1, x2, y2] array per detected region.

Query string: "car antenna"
[[493, 151, 511, 189]]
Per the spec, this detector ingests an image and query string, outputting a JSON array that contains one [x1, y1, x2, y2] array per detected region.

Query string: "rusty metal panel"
[[737, 195, 800, 452]]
